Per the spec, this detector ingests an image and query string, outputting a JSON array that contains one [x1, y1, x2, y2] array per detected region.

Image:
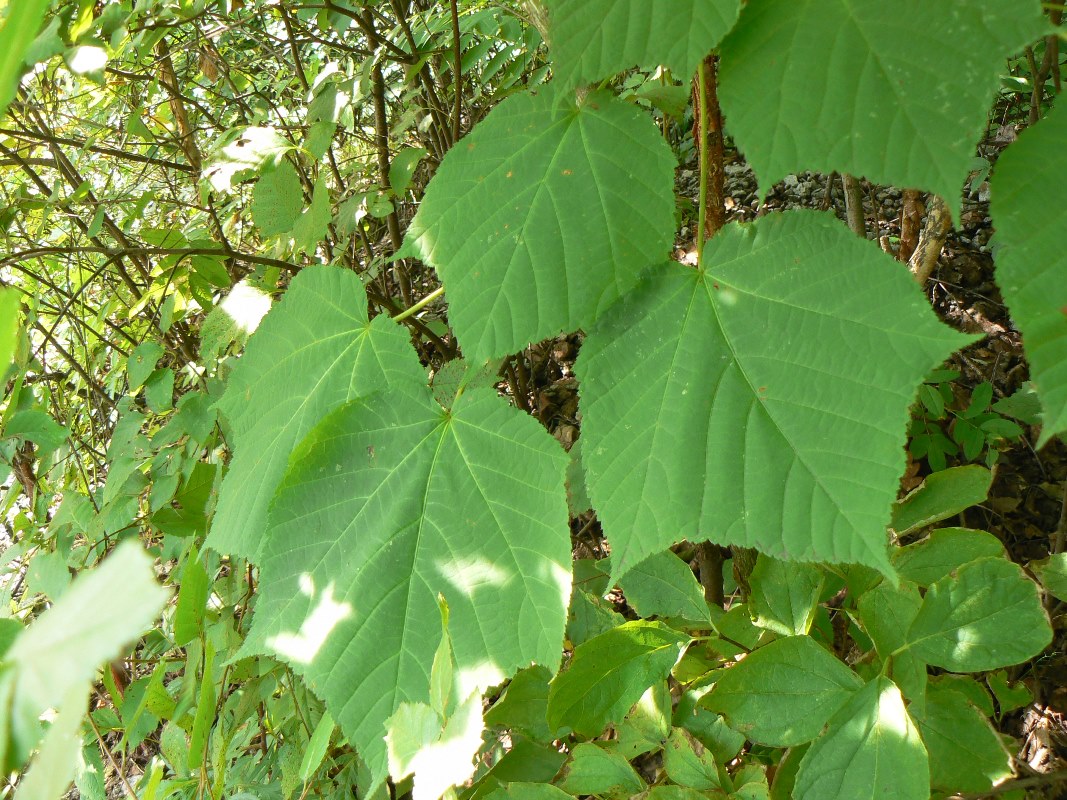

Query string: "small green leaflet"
[[556, 743, 645, 797], [662, 728, 726, 791], [990, 98, 1067, 444], [1036, 553, 1067, 602], [205, 126, 294, 192], [890, 465, 992, 535], [126, 342, 164, 392], [3, 409, 68, 451], [389, 147, 428, 195], [299, 711, 335, 784], [545, 0, 741, 87], [577, 211, 973, 581], [244, 385, 571, 782], [913, 684, 1011, 793], [251, 161, 304, 237], [793, 677, 928, 800], [207, 266, 424, 559], [405, 86, 675, 360], [547, 621, 689, 738], [292, 175, 331, 254], [618, 550, 713, 625], [484, 665, 554, 743], [704, 636, 862, 747], [717, 0, 1048, 219], [892, 527, 1005, 587], [173, 553, 209, 647], [905, 557, 1051, 672], [747, 556, 823, 636]]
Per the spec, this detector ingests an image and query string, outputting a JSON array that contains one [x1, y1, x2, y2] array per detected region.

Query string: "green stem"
[[393, 285, 445, 322], [696, 63, 710, 268]]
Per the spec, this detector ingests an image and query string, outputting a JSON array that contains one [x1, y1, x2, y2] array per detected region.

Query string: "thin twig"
[[87, 703, 140, 800], [449, 0, 463, 142]]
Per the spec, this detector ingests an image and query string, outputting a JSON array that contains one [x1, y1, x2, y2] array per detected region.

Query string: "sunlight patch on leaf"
[[67, 46, 107, 74], [386, 692, 484, 800], [219, 281, 272, 335], [204, 126, 294, 191], [266, 578, 353, 666]]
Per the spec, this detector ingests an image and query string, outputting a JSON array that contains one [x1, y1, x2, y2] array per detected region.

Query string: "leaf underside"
[[406, 87, 676, 361], [577, 211, 973, 581], [245, 386, 571, 780]]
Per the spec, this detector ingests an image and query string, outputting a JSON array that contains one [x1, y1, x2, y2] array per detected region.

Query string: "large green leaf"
[[905, 557, 1051, 671], [990, 98, 1067, 444], [545, 0, 741, 88], [547, 621, 689, 737], [704, 636, 863, 747], [244, 386, 571, 780], [718, 0, 1047, 219], [207, 266, 423, 559], [406, 87, 675, 360], [577, 211, 972, 580], [793, 677, 928, 800]]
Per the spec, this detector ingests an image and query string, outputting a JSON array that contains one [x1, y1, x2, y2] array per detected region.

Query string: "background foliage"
[[0, 0, 1065, 798]]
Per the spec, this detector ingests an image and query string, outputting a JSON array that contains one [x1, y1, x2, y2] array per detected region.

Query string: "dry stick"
[[898, 189, 925, 262], [842, 173, 866, 237], [388, 0, 453, 150], [1026, 46, 1046, 127], [820, 171, 838, 210], [279, 5, 311, 93], [155, 37, 203, 172], [87, 704, 140, 800], [0, 126, 197, 172], [693, 55, 726, 243], [368, 48, 413, 306], [692, 57, 730, 606], [696, 543, 726, 608], [908, 194, 952, 285]]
